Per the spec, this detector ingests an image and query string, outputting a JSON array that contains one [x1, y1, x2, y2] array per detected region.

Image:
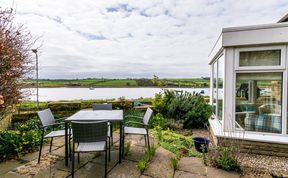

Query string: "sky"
[[1, 0, 288, 79]]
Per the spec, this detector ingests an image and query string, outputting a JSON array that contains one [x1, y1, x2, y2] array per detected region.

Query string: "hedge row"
[[13, 99, 152, 123]]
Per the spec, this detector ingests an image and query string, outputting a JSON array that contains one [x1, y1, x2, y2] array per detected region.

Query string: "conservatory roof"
[[209, 13, 288, 64], [278, 13, 288, 23]]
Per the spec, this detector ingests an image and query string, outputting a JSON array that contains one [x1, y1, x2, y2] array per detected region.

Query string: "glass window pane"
[[235, 72, 282, 133], [212, 62, 217, 114], [217, 55, 224, 120], [239, 50, 281, 67]]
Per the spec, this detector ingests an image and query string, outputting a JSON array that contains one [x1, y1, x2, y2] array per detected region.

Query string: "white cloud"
[[1, 0, 288, 79]]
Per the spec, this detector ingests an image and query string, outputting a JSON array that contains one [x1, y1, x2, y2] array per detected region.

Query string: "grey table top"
[[65, 110, 123, 122]]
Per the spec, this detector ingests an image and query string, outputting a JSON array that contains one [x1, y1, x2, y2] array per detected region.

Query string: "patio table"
[[64, 109, 124, 166]]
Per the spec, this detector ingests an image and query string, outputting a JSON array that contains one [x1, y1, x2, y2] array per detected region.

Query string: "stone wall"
[[216, 137, 288, 157], [0, 113, 12, 131]]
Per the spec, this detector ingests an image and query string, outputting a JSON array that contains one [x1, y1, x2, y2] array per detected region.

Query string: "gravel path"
[[239, 153, 288, 177]]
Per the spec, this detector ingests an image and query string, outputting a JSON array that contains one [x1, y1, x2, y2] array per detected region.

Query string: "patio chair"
[[71, 121, 109, 178], [92, 103, 113, 146], [123, 108, 153, 151], [37, 108, 70, 163], [92, 103, 112, 110]]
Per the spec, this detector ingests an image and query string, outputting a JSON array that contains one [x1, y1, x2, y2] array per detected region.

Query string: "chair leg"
[[77, 143, 80, 163], [69, 135, 71, 161], [38, 130, 44, 164], [69, 128, 71, 160], [110, 123, 113, 145], [144, 135, 147, 147], [146, 131, 150, 150], [105, 141, 108, 178], [72, 143, 75, 178], [49, 137, 53, 152], [78, 152, 80, 164], [122, 133, 125, 159], [108, 137, 111, 161]]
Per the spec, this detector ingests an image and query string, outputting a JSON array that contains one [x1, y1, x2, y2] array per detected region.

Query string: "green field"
[[23, 78, 210, 88]]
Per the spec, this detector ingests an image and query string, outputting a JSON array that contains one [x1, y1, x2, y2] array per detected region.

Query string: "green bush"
[[205, 146, 240, 171], [0, 118, 42, 162], [150, 113, 167, 129], [0, 131, 21, 161], [153, 89, 211, 128]]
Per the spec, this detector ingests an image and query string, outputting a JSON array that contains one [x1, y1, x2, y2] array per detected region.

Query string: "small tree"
[[0, 8, 34, 116]]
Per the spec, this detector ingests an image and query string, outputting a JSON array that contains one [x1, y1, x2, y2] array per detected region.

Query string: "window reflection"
[[235, 73, 282, 133], [239, 50, 281, 66]]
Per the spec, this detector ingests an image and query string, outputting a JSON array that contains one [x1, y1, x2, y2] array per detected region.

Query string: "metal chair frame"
[[37, 108, 71, 163], [123, 108, 153, 153], [71, 121, 110, 178], [92, 103, 113, 145]]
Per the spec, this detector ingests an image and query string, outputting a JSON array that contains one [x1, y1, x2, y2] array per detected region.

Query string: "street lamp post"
[[32, 49, 39, 110]]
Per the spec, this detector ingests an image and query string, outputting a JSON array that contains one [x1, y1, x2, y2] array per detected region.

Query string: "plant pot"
[[193, 137, 210, 153]]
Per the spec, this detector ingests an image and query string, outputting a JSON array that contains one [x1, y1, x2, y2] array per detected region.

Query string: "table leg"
[[119, 121, 123, 163], [65, 122, 68, 166]]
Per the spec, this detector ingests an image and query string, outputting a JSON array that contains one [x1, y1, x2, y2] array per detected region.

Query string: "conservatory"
[[209, 15, 288, 150]]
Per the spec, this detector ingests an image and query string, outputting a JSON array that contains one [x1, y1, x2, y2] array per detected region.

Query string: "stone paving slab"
[[0, 160, 24, 175], [143, 147, 174, 178], [178, 157, 207, 176], [125, 145, 146, 162], [107, 160, 140, 178], [51, 137, 66, 148], [139, 175, 153, 178], [67, 162, 105, 178], [1, 171, 29, 178], [91, 150, 120, 171], [53, 153, 96, 172], [20, 145, 51, 162], [9, 154, 62, 177], [174, 170, 207, 178], [206, 167, 240, 178], [34, 167, 69, 178]]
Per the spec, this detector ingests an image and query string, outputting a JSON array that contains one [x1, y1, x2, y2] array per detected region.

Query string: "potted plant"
[[193, 137, 210, 153]]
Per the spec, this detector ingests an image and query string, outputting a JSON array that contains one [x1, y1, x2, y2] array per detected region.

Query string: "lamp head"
[[32, 49, 38, 53]]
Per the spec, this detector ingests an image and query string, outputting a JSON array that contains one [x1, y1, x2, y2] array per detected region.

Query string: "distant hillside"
[[23, 78, 210, 88]]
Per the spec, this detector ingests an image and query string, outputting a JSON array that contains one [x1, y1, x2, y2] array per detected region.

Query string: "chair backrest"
[[143, 108, 153, 125], [71, 121, 108, 143], [37, 108, 55, 127], [92, 103, 112, 110]]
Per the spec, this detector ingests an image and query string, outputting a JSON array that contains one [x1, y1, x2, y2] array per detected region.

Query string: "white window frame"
[[211, 60, 218, 117], [211, 53, 224, 120], [235, 45, 286, 71], [234, 45, 287, 135]]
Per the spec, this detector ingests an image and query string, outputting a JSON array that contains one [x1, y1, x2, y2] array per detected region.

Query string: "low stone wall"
[[0, 114, 12, 131], [216, 137, 288, 157]]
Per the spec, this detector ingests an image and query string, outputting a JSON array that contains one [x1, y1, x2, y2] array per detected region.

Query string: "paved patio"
[[0, 131, 240, 178]]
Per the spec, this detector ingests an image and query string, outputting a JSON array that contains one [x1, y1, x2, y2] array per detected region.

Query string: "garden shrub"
[[153, 89, 211, 128], [0, 130, 21, 161], [0, 118, 42, 162], [150, 113, 167, 129], [205, 146, 240, 171]]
